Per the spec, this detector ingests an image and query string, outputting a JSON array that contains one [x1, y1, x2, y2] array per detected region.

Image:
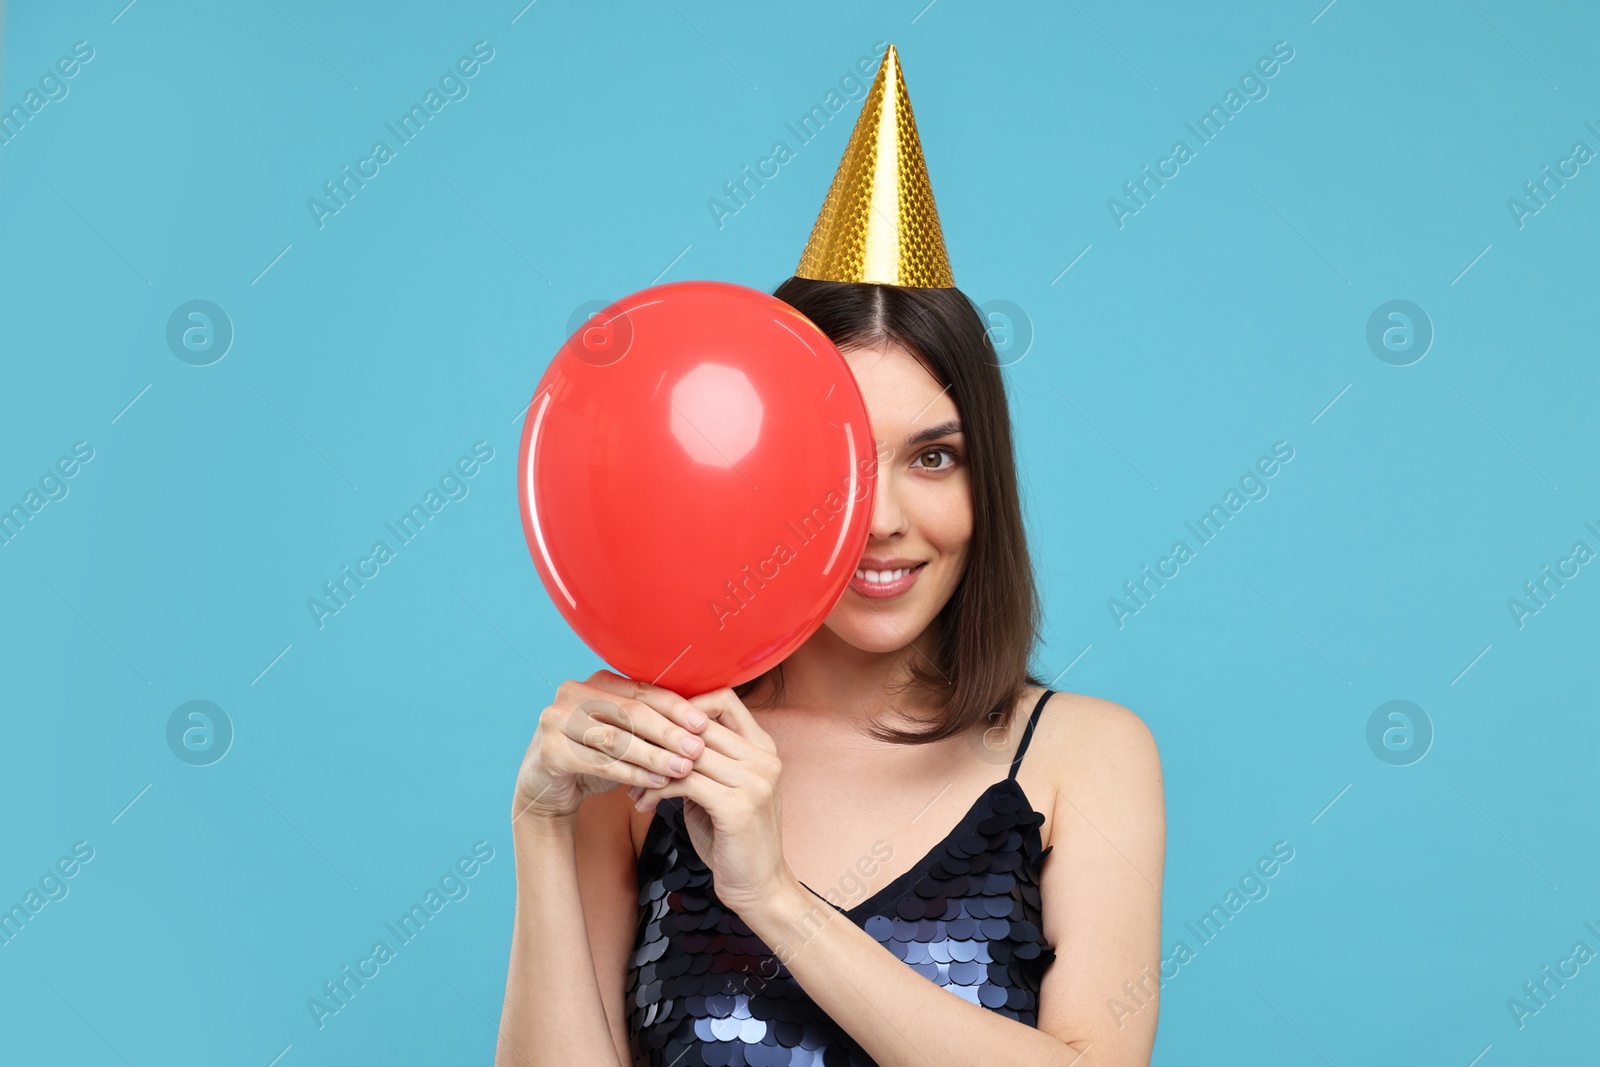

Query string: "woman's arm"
[[497, 797, 632, 1067], [497, 675, 715, 1066], [1031, 695, 1166, 1064]]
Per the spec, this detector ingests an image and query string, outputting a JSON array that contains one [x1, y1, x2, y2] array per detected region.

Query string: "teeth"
[[854, 566, 914, 583]]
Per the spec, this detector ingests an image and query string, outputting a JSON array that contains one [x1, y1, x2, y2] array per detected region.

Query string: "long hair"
[[734, 276, 1047, 745]]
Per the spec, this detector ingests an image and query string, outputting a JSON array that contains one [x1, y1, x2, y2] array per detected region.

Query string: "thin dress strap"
[[1008, 689, 1054, 781]]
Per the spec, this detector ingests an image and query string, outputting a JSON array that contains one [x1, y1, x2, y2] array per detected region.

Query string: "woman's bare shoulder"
[[1030, 687, 1163, 792], [1026, 688, 1165, 898]]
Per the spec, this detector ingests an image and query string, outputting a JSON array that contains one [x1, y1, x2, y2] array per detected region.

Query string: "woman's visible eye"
[[915, 446, 959, 471]]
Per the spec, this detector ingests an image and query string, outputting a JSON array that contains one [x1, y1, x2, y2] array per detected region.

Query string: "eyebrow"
[[904, 419, 963, 448]]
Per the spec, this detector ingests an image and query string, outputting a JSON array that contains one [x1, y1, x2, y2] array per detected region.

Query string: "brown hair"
[[735, 276, 1046, 745]]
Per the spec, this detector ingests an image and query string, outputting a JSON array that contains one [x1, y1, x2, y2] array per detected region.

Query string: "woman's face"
[[824, 340, 972, 652]]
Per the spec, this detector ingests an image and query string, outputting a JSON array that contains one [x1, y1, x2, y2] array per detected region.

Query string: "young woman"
[[498, 45, 1164, 1067]]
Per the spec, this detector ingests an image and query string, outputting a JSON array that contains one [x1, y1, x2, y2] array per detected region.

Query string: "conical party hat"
[[795, 44, 954, 288]]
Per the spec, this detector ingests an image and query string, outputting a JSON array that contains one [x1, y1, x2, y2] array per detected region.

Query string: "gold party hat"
[[795, 44, 954, 288]]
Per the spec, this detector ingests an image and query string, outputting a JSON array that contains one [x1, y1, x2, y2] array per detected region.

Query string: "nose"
[[868, 442, 908, 541]]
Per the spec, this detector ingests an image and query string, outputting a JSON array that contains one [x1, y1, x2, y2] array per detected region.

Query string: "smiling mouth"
[[849, 562, 927, 599]]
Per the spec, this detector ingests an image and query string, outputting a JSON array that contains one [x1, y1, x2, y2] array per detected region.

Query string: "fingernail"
[[679, 735, 703, 757], [627, 785, 642, 800], [668, 756, 691, 775], [687, 710, 707, 728], [648, 773, 668, 786]]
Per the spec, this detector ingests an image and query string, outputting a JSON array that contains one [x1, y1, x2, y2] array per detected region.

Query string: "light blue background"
[[2, 1, 1596, 1064]]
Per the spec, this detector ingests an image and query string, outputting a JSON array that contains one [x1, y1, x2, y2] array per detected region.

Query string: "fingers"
[[628, 767, 729, 813], [664, 688, 778, 788], [648, 735, 762, 789], [550, 676, 771, 796], [629, 738, 778, 809], [549, 689, 702, 789], [689, 687, 774, 751], [569, 672, 711, 759], [565, 703, 693, 784], [677, 715, 753, 762], [586, 670, 711, 736], [586, 673, 759, 767]]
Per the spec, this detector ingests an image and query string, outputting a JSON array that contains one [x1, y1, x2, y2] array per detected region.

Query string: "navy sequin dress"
[[625, 690, 1058, 1066]]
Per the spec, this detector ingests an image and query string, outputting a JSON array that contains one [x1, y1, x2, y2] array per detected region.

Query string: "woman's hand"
[[512, 670, 711, 826], [626, 686, 795, 917]]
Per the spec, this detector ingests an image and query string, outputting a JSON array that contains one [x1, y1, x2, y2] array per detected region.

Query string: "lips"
[[849, 561, 927, 600]]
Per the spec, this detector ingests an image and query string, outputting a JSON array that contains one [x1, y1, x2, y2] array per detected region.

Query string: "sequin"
[[624, 691, 1058, 1065]]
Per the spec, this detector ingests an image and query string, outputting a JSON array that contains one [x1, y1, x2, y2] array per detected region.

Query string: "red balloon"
[[518, 280, 877, 696]]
